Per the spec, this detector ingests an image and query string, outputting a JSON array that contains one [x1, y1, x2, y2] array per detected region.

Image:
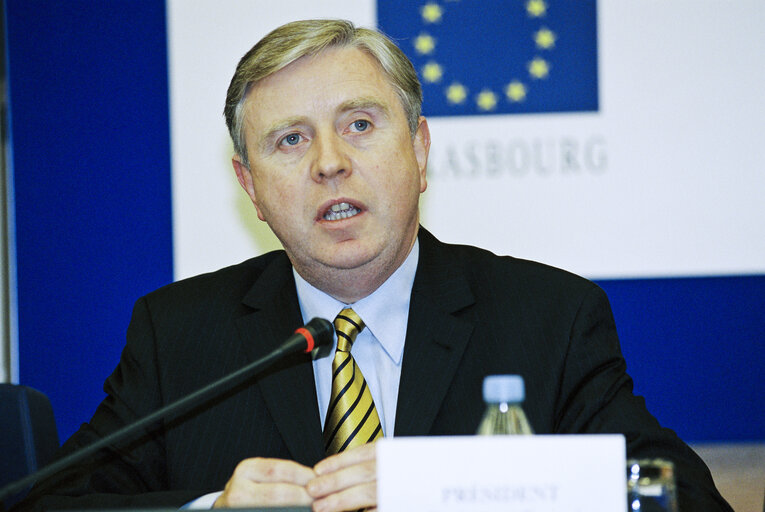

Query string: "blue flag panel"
[[377, 0, 599, 117]]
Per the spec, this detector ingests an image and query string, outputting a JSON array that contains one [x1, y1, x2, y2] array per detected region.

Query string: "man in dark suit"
[[22, 19, 732, 512]]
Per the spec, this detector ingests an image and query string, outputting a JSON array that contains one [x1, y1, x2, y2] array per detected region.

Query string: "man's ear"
[[232, 155, 266, 221], [413, 116, 431, 193]]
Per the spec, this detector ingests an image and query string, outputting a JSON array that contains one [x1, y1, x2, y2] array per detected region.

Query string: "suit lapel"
[[394, 229, 476, 436], [232, 230, 476, 450], [234, 254, 325, 466]]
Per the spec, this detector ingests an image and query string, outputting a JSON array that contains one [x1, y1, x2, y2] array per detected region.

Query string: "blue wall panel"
[[598, 276, 765, 442], [6, 0, 173, 439]]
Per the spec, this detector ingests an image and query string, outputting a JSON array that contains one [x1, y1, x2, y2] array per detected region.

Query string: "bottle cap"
[[483, 375, 525, 403]]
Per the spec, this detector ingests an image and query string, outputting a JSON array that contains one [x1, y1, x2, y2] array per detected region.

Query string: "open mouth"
[[323, 202, 361, 221]]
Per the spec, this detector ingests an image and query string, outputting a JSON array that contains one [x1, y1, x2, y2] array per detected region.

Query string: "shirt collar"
[[293, 239, 419, 365]]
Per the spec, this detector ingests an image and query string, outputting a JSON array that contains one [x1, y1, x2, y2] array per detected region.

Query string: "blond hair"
[[224, 19, 422, 167]]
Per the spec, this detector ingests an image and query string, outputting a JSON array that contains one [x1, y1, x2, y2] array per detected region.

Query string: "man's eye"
[[351, 120, 370, 132], [281, 133, 302, 146]]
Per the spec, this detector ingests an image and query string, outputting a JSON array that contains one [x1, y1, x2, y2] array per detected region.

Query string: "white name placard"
[[377, 435, 626, 512]]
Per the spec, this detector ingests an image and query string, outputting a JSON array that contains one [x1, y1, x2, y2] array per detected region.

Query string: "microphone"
[[0, 317, 334, 505]]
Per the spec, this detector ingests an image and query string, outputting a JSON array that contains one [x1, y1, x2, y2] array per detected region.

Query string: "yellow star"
[[414, 33, 436, 55], [421, 3, 444, 23], [534, 27, 556, 50], [446, 83, 467, 104], [528, 57, 550, 79], [476, 89, 498, 111], [526, 0, 547, 18], [505, 81, 527, 102], [421, 61, 443, 83]]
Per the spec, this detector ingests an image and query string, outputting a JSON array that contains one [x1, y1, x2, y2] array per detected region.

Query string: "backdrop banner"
[[6, 0, 763, 442]]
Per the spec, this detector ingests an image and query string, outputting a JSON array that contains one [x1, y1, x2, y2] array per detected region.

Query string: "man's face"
[[233, 46, 430, 297]]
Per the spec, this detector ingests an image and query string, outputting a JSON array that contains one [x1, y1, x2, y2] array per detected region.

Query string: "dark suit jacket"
[[22, 229, 731, 511]]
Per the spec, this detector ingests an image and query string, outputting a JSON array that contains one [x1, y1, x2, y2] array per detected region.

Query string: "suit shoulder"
[[434, 238, 601, 299], [140, 250, 287, 308], [425, 239, 613, 333]]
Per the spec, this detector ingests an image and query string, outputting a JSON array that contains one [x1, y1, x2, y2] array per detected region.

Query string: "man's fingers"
[[310, 481, 377, 512], [235, 457, 316, 485], [213, 457, 317, 508], [307, 459, 375, 498], [308, 445, 378, 510], [216, 481, 313, 508], [314, 443, 376, 475]]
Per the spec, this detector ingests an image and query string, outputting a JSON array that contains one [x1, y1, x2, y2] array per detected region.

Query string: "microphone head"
[[304, 317, 334, 359]]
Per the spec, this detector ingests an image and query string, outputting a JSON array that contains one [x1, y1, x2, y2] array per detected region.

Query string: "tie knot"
[[334, 308, 365, 352]]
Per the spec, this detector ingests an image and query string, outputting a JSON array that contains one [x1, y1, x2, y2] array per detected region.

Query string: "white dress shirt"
[[185, 241, 419, 509], [295, 239, 418, 437]]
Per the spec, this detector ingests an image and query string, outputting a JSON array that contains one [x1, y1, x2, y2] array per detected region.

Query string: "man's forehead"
[[251, 46, 387, 97], [241, 46, 403, 133]]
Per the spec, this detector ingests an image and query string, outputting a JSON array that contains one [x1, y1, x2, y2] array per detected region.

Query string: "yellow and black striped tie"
[[323, 308, 383, 455]]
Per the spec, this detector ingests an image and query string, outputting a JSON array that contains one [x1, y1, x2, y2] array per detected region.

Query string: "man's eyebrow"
[[258, 116, 305, 152], [336, 98, 391, 118]]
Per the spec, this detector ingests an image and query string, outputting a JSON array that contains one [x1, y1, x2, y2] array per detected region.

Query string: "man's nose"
[[310, 132, 351, 182]]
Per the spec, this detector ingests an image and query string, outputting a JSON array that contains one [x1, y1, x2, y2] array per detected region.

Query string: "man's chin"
[[306, 237, 383, 269], [317, 250, 377, 271]]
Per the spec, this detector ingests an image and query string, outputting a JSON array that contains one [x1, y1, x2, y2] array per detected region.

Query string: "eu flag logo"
[[377, 0, 599, 117]]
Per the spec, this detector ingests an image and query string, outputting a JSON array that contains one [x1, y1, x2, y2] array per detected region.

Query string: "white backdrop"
[[168, 0, 765, 281]]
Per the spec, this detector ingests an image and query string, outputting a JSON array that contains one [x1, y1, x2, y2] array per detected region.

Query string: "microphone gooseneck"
[[0, 317, 334, 505]]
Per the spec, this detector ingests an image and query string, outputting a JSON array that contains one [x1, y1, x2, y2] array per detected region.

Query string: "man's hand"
[[213, 457, 316, 508], [307, 443, 377, 512]]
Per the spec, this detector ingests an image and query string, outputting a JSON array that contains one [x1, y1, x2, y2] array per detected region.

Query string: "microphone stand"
[[0, 318, 333, 505]]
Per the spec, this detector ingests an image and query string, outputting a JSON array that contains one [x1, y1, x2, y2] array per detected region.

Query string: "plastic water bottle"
[[476, 375, 534, 435]]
